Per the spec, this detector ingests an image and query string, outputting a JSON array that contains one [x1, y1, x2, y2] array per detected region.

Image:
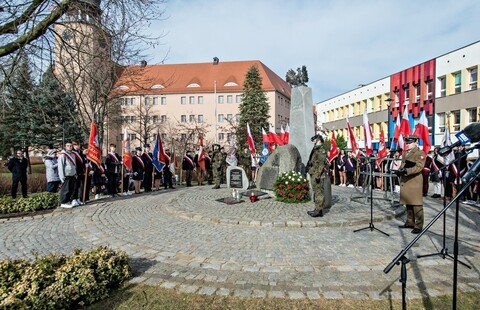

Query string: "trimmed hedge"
[[0, 247, 131, 309], [0, 192, 59, 214]]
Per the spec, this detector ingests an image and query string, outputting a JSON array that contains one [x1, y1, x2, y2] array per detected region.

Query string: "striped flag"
[[152, 131, 168, 172], [346, 115, 359, 157], [122, 128, 132, 170], [246, 123, 256, 154], [363, 108, 373, 156], [328, 132, 339, 163], [413, 110, 431, 153]]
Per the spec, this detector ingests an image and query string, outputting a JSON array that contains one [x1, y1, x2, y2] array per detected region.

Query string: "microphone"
[[438, 122, 480, 156], [462, 158, 480, 184]]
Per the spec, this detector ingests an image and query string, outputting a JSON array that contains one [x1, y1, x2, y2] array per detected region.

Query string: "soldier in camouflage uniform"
[[211, 144, 223, 189], [306, 134, 329, 217]]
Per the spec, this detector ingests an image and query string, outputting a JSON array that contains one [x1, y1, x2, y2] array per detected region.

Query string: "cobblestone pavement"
[[1, 185, 479, 301]]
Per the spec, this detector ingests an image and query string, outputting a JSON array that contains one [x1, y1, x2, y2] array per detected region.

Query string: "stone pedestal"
[[289, 86, 315, 170]]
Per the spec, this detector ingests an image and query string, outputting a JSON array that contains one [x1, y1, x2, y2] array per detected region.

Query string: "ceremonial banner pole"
[[82, 164, 88, 203]]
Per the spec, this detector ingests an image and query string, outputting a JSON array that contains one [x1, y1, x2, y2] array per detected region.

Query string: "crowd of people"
[[5, 140, 263, 209]]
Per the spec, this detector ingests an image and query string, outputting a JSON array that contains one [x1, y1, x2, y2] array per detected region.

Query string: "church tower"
[[54, 0, 115, 140]]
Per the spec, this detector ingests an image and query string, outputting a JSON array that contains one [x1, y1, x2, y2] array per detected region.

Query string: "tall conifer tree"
[[236, 65, 270, 153]]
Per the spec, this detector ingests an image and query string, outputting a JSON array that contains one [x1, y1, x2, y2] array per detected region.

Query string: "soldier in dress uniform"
[[211, 144, 223, 189], [142, 144, 154, 192], [306, 134, 329, 217], [396, 135, 426, 234]]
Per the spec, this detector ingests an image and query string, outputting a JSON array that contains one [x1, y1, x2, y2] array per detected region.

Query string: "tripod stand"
[[417, 151, 471, 269], [354, 156, 390, 236]]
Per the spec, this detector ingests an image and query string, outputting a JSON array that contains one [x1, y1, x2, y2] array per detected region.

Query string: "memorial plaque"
[[226, 166, 249, 190], [230, 169, 243, 188]]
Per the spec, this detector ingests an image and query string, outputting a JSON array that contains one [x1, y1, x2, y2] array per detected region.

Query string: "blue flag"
[[152, 133, 166, 172], [260, 142, 269, 165]]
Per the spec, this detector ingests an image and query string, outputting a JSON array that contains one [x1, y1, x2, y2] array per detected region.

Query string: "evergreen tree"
[[0, 54, 35, 156], [235, 65, 270, 153], [30, 67, 84, 148]]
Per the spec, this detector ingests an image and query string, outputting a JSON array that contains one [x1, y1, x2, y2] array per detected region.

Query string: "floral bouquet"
[[273, 171, 310, 203]]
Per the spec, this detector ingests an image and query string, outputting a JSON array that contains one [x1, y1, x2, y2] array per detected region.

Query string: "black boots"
[[307, 210, 323, 217]]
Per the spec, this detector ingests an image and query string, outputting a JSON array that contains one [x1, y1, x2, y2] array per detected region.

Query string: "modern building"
[[317, 41, 480, 151]]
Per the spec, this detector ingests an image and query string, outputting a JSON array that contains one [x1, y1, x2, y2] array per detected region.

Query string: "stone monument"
[[289, 86, 315, 170], [256, 144, 302, 191]]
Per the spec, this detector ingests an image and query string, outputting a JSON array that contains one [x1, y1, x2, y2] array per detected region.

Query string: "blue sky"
[[146, 0, 480, 102]]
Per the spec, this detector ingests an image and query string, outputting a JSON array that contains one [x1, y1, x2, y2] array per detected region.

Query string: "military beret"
[[310, 134, 324, 142], [404, 135, 419, 144], [213, 144, 220, 148]]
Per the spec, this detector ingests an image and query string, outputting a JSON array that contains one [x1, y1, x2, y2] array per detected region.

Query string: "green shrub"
[[0, 247, 131, 309], [0, 192, 59, 214]]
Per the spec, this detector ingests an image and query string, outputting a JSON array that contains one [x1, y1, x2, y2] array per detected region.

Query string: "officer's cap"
[[135, 146, 142, 151], [144, 143, 150, 148], [404, 135, 419, 144]]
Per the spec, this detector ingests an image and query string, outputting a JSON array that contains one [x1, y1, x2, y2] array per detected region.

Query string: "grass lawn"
[[86, 284, 480, 310]]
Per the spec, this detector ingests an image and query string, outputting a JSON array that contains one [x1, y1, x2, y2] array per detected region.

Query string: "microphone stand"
[[354, 156, 390, 236], [416, 151, 471, 269], [384, 155, 480, 310]]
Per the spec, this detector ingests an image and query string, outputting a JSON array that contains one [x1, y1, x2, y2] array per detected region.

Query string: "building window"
[[394, 91, 400, 107], [145, 97, 150, 105], [469, 67, 477, 90], [189, 114, 195, 123], [218, 114, 224, 122], [227, 95, 233, 103], [468, 108, 478, 123], [161, 115, 167, 123], [454, 72, 461, 94], [439, 76, 446, 97], [236, 114, 241, 121], [181, 96, 186, 105], [189, 96, 195, 104], [404, 85, 410, 104], [227, 133, 232, 142], [218, 95, 224, 104], [181, 115, 186, 123], [119, 98, 125, 105], [153, 115, 159, 123], [452, 110, 460, 131], [181, 134, 187, 141], [438, 113, 445, 133], [131, 116, 136, 123], [161, 133, 167, 140], [198, 96, 204, 104], [426, 80, 433, 100], [153, 97, 158, 105], [198, 115, 203, 123], [414, 84, 420, 102], [131, 98, 136, 105], [131, 134, 137, 141], [227, 114, 233, 121], [236, 95, 242, 103], [218, 133, 224, 141], [161, 97, 167, 105]]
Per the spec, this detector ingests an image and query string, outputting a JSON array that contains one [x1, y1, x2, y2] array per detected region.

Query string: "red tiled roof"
[[112, 60, 291, 97]]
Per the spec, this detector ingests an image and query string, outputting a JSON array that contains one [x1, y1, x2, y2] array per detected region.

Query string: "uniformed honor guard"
[[104, 144, 122, 197], [142, 144, 154, 192], [306, 134, 329, 217], [211, 144, 223, 189], [396, 135, 426, 234]]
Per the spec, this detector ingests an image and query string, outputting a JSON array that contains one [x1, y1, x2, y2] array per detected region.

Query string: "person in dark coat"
[[182, 150, 195, 187], [104, 144, 122, 197], [7, 149, 28, 198], [141, 144, 154, 192], [132, 147, 145, 194], [344, 151, 357, 187]]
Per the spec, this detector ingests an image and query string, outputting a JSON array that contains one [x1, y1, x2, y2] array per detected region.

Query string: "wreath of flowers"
[[273, 171, 310, 203]]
